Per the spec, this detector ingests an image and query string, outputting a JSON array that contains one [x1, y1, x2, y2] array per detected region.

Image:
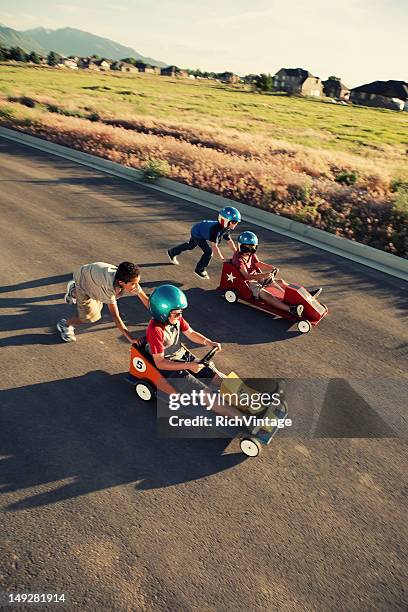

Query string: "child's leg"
[[195, 239, 213, 273], [170, 235, 198, 257], [273, 277, 288, 295], [259, 288, 303, 317], [260, 288, 290, 312]]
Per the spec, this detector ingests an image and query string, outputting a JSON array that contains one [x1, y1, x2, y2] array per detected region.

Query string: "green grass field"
[[1, 64, 407, 165]]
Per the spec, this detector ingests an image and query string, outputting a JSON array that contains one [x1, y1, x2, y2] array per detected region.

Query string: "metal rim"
[[224, 290, 237, 303], [135, 383, 153, 401], [297, 320, 311, 334], [240, 437, 261, 457]]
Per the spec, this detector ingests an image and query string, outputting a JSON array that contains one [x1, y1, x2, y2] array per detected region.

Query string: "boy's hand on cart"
[[188, 362, 205, 373]]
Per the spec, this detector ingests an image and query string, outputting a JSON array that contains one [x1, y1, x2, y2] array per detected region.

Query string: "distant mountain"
[[0, 26, 44, 53], [24, 26, 167, 66]]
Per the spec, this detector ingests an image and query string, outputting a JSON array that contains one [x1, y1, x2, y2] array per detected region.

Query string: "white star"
[[227, 272, 236, 282]]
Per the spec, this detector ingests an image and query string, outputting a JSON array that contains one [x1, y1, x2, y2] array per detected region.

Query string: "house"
[[273, 68, 323, 97], [160, 65, 188, 78], [135, 62, 160, 74], [110, 61, 138, 73], [78, 58, 110, 71], [78, 58, 99, 70], [323, 78, 350, 99], [60, 58, 78, 70], [218, 71, 240, 84], [350, 80, 408, 111], [94, 59, 111, 71]]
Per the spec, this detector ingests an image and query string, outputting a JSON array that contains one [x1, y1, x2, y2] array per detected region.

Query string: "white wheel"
[[135, 382, 154, 401], [224, 290, 238, 304], [240, 437, 261, 457], [297, 320, 311, 334]]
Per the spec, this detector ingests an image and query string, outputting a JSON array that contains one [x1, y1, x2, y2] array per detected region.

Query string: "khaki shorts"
[[76, 286, 104, 323], [247, 280, 262, 299]]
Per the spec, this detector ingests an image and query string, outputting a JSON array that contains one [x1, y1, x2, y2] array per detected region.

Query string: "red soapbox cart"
[[218, 260, 328, 333]]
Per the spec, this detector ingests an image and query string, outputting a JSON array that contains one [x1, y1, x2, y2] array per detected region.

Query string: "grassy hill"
[[0, 64, 407, 256], [0, 26, 44, 53], [24, 27, 167, 65]]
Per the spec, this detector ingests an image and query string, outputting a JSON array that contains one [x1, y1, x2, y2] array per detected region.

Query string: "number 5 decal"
[[133, 357, 147, 372]]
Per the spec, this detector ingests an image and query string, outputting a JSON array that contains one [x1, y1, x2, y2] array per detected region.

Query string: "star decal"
[[226, 272, 236, 282]]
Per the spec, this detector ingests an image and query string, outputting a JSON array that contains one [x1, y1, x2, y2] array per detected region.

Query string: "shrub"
[[20, 96, 36, 108], [335, 170, 358, 185], [141, 158, 171, 182], [390, 179, 408, 193], [393, 184, 408, 216]]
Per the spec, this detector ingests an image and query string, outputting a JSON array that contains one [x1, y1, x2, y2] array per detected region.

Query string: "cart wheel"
[[135, 381, 156, 402], [240, 436, 261, 457], [224, 290, 238, 304], [297, 319, 311, 334]]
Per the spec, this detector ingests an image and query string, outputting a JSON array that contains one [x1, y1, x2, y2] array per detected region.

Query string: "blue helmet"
[[149, 285, 188, 323], [238, 231, 258, 246], [218, 206, 241, 228]]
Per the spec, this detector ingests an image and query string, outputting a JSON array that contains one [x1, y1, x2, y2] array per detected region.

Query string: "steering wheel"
[[261, 268, 277, 288], [199, 346, 220, 366]]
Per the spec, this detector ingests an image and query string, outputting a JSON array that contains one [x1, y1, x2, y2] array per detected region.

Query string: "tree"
[[0, 47, 5, 61], [327, 75, 340, 81], [47, 51, 59, 66], [120, 57, 137, 65], [28, 51, 40, 64], [254, 73, 274, 92], [10, 46, 28, 62]]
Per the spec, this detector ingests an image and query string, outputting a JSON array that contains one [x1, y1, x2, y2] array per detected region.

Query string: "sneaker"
[[309, 287, 323, 299], [194, 270, 210, 280], [57, 318, 76, 342], [64, 280, 76, 304], [167, 250, 180, 265], [289, 304, 304, 317]]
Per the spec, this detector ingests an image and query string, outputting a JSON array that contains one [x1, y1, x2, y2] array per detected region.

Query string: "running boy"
[[167, 206, 241, 280], [57, 261, 149, 343]]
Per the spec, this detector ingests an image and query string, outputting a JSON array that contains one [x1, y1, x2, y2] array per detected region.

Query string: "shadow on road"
[[0, 371, 245, 511], [0, 273, 72, 294]]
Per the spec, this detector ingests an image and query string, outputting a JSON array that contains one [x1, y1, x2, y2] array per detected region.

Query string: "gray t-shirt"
[[73, 262, 118, 304]]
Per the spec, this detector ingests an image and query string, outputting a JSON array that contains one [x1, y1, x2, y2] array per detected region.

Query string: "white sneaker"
[[57, 318, 76, 342], [167, 250, 180, 265], [64, 280, 76, 304], [194, 270, 210, 280]]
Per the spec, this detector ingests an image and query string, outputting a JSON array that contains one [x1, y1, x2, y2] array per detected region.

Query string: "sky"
[[0, 0, 407, 87]]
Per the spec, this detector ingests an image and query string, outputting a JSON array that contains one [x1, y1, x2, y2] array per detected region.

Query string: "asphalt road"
[[1, 137, 407, 612]]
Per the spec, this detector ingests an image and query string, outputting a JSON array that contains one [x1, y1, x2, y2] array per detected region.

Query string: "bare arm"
[[212, 243, 225, 261], [183, 328, 221, 350], [227, 238, 237, 253], [128, 284, 149, 309], [108, 302, 135, 343], [239, 267, 271, 281]]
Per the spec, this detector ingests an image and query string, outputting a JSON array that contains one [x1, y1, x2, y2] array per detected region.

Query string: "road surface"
[[1, 137, 407, 611]]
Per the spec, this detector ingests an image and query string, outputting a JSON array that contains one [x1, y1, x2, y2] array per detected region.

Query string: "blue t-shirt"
[[191, 221, 231, 244]]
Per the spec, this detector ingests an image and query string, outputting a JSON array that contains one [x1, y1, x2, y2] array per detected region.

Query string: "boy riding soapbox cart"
[[126, 340, 288, 457], [218, 231, 328, 334]]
